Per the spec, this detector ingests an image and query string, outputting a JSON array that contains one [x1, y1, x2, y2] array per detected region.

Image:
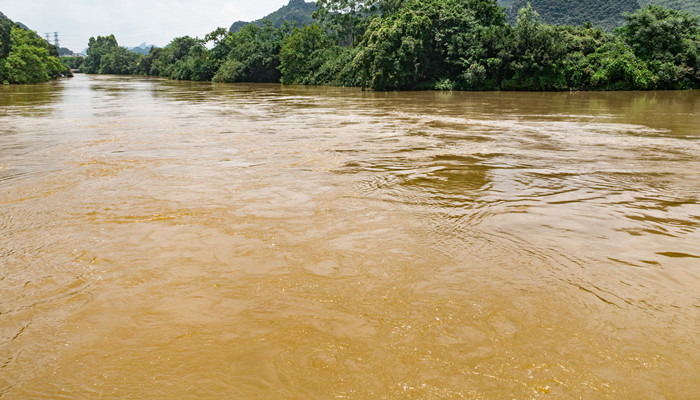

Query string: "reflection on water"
[[1, 75, 699, 399], [0, 81, 65, 114]]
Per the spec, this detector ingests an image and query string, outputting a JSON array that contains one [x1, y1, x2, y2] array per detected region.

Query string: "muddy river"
[[1, 75, 699, 398]]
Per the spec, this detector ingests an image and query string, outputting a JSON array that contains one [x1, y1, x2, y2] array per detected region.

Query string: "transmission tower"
[[44, 32, 50, 42], [53, 32, 59, 49]]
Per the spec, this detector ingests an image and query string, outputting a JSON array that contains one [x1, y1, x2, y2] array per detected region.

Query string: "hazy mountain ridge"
[[229, 0, 318, 33], [127, 42, 157, 55], [58, 46, 81, 56]]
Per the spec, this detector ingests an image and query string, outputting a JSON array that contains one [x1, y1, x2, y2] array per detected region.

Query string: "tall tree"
[[83, 35, 118, 74], [353, 0, 509, 90], [314, 0, 406, 46], [213, 22, 291, 83], [502, 4, 567, 90], [618, 5, 700, 88]]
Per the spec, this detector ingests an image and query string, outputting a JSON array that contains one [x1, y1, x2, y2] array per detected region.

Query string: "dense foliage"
[[82, 1, 700, 91], [617, 5, 700, 89], [61, 55, 85, 71], [82, 35, 142, 75], [0, 15, 69, 84], [213, 22, 291, 83]]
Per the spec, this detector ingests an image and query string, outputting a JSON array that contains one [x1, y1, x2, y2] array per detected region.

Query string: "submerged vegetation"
[[76, 1, 700, 90]]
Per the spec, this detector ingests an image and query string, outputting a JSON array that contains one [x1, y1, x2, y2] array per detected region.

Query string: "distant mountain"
[[229, 0, 318, 33], [504, 0, 700, 30], [127, 42, 157, 55], [505, 0, 638, 30], [229, 0, 699, 34], [58, 46, 81, 57], [496, 0, 516, 6]]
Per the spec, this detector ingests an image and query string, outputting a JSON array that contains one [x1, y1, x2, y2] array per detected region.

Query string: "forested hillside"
[[641, 0, 700, 15], [229, 0, 700, 35], [230, 0, 317, 33], [505, 0, 638, 30], [506, 0, 700, 30]]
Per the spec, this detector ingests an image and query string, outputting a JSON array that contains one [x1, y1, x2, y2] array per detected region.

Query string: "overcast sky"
[[1, 0, 291, 52]]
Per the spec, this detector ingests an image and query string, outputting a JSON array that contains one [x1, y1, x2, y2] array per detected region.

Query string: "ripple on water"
[[2, 77, 700, 398]]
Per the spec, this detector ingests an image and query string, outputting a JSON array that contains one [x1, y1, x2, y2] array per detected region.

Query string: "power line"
[[44, 32, 60, 49]]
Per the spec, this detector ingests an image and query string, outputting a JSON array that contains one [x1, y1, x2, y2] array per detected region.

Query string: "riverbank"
[[66, 3, 699, 92]]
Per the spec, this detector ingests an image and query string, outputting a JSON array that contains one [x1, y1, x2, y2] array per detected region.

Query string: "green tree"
[[618, 5, 699, 60], [354, 10, 433, 90], [558, 24, 614, 89], [0, 17, 13, 83], [206, 27, 232, 62], [82, 34, 143, 76], [502, 4, 567, 90], [171, 45, 216, 81], [213, 22, 291, 83], [3, 26, 66, 84], [279, 23, 338, 84], [428, 0, 511, 89], [586, 41, 655, 89], [314, 0, 405, 46], [617, 5, 700, 88], [353, 0, 510, 90], [145, 36, 204, 79], [60, 56, 85, 70], [98, 46, 141, 75], [83, 35, 118, 73]]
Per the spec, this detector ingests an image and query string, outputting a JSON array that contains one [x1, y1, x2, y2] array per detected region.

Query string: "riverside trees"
[[0, 17, 68, 84], [82, 1, 700, 91]]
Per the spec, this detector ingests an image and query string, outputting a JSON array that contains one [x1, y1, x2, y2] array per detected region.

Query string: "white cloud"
[[1, 0, 290, 51]]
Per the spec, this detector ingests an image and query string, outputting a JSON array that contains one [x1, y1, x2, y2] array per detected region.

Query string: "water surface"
[[1, 75, 699, 398]]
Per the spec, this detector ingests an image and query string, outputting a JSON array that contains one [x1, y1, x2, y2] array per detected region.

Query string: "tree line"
[[68, 1, 700, 90], [1, 16, 70, 84]]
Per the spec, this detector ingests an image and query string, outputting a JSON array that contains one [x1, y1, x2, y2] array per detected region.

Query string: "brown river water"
[[1, 74, 699, 399]]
